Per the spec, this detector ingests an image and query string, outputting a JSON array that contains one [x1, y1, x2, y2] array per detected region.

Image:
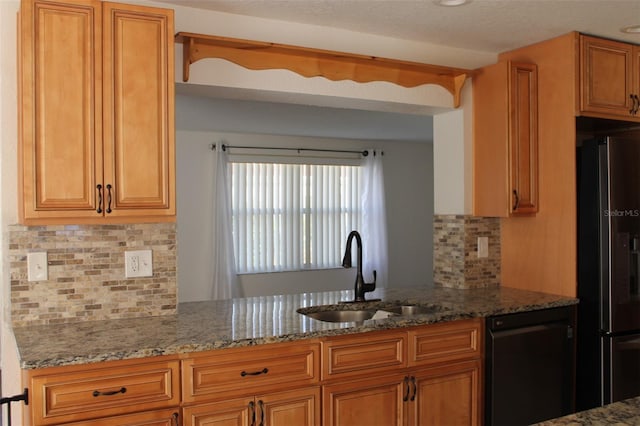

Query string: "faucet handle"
[[364, 270, 377, 293]]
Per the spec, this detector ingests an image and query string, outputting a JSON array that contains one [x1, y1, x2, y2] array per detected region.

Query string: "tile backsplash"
[[433, 215, 501, 289], [9, 223, 177, 327]]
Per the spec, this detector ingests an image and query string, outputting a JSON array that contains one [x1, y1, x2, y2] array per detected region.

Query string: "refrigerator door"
[[601, 137, 640, 333], [603, 333, 640, 403]]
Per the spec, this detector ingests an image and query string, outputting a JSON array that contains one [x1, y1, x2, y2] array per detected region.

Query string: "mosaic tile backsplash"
[[433, 215, 501, 289], [9, 223, 177, 327]]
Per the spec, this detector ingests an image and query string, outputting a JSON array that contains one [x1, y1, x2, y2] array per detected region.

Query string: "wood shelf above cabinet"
[[175, 32, 472, 108]]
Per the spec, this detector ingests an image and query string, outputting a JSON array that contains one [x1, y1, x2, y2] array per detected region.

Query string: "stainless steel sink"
[[302, 310, 376, 323], [297, 302, 451, 323]]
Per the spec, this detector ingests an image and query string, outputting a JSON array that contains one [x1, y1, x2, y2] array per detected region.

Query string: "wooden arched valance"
[[175, 32, 471, 108]]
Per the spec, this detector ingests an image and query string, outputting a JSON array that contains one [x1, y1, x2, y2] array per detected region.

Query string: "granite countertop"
[[535, 397, 640, 425], [13, 285, 578, 370]]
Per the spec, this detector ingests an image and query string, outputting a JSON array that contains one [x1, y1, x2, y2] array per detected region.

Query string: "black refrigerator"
[[577, 133, 640, 411]]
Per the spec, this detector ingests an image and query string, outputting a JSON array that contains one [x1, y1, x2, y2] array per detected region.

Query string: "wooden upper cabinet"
[[19, 0, 103, 222], [473, 61, 538, 217], [579, 35, 639, 120], [19, 0, 175, 225], [103, 2, 175, 218]]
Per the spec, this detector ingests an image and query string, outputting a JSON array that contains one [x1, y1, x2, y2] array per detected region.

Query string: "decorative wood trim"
[[175, 32, 471, 108]]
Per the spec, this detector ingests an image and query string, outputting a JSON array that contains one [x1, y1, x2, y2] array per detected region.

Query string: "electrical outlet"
[[125, 250, 153, 278], [477, 237, 489, 258], [27, 252, 48, 281]]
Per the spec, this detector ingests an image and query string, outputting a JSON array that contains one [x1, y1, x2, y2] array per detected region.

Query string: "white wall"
[[0, 1, 23, 424], [433, 83, 474, 215], [176, 129, 433, 301]]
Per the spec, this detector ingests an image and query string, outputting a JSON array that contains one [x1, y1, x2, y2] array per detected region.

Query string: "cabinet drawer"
[[408, 319, 482, 367], [182, 341, 320, 403], [322, 331, 406, 380], [62, 408, 180, 426], [29, 359, 180, 425]]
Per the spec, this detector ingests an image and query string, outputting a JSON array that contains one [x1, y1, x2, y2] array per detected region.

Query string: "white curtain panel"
[[212, 148, 239, 300], [361, 149, 389, 288]]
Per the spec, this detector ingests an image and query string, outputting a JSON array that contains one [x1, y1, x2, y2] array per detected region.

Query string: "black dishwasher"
[[485, 306, 576, 426]]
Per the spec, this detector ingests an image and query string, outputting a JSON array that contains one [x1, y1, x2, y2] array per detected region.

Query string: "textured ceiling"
[[159, 0, 640, 55]]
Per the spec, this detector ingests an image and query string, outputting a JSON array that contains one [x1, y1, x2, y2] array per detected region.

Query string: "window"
[[230, 161, 362, 273]]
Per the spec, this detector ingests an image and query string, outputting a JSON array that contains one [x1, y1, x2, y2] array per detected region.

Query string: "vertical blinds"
[[230, 162, 362, 273]]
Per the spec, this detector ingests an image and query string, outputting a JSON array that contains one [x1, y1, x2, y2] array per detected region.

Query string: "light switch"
[[477, 237, 489, 258], [27, 252, 48, 281], [125, 250, 153, 278]]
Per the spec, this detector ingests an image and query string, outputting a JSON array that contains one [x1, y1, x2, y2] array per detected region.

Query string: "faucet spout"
[[342, 230, 376, 302]]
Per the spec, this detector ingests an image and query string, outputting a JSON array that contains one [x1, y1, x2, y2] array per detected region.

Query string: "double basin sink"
[[297, 301, 452, 324]]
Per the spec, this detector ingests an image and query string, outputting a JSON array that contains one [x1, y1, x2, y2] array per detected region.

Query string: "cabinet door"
[[102, 2, 175, 219], [509, 62, 538, 215], [580, 35, 635, 118], [409, 360, 481, 426], [182, 397, 254, 426], [473, 61, 538, 217], [257, 387, 321, 426], [64, 409, 179, 425], [322, 374, 406, 426], [19, 0, 104, 223]]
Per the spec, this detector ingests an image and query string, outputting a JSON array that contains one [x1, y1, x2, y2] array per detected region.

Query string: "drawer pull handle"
[[92, 387, 126, 397], [241, 367, 268, 377]]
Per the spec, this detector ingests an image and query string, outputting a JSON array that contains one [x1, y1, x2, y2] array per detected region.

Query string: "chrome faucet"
[[342, 230, 377, 302]]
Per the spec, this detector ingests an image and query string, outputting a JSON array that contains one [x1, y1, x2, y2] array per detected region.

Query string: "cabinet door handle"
[[171, 412, 179, 426], [258, 400, 265, 426], [410, 376, 417, 401], [249, 401, 256, 426], [635, 95, 640, 115], [106, 184, 113, 214], [402, 376, 410, 401], [92, 387, 126, 397], [630, 94, 636, 115], [241, 367, 268, 377], [512, 189, 520, 211], [96, 184, 103, 214]]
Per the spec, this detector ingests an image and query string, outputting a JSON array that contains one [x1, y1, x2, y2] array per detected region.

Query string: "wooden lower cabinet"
[[409, 360, 482, 426], [24, 357, 180, 425], [322, 374, 406, 426], [62, 409, 180, 426], [182, 387, 321, 426], [322, 361, 481, 426], [24, 322, 482, 426], [322, 319, 483, 426]]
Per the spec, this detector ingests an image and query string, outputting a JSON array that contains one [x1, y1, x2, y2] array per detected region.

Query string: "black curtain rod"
[[211, 143, 369, 157]]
